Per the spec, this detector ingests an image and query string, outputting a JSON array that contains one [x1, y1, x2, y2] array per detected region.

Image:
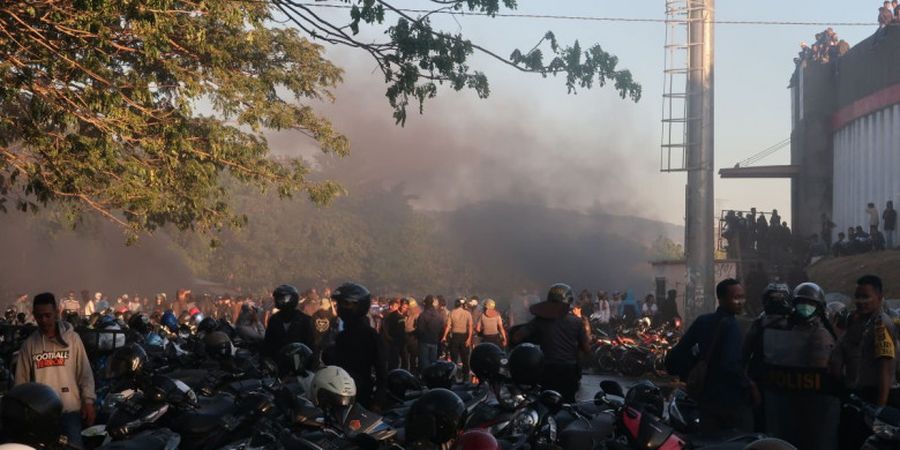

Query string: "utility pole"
[[684, 0, 715, 319]]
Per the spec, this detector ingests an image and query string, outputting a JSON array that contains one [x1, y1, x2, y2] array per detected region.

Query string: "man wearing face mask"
[[753, 283, 838, 450], [831, 275, 898, 450]]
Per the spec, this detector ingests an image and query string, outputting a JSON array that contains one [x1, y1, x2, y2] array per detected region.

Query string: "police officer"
[[323, 282, 387, 409], [743, 283, 793, 432], [263, 284, 315, 358], [442, 298, 473, 381], [831, 275, 899, 449], [757, 282, 838, 450], [510, 283, 589, 403]]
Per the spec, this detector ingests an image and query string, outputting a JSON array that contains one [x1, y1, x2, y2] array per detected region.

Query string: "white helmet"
[[310, 365, 357, 408], [0, 445, 38, 450]]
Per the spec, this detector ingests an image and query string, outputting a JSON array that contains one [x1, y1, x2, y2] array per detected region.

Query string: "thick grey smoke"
[[0, 212, 193, 300], [0, 54, 682, 298], [266, 57, 671, 220]]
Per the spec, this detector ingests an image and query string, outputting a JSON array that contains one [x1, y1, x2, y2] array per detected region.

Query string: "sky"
[[266, 1, 880, 231]]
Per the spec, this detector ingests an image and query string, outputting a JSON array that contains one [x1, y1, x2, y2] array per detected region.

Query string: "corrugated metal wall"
[[833, 105, 900, 237]]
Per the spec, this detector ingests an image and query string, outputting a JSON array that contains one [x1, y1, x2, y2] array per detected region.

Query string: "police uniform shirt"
[[832, 311, 898, 390]]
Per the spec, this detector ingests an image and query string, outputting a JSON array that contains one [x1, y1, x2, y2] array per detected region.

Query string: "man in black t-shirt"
[[311, 298, 336, 361], [510, 284, 589, 403], [883, 201, 897, 249], [382, 298, 407, 370]]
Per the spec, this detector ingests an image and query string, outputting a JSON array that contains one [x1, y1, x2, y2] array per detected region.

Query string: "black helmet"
[[762, 283, 792, 316], [386, 369, 423, 403], [105, 343, 149, 379], [204, 331, 233, 359], [546, 283, 575, 304], [625, 380, 664, 417], [332, 282, 371, 319], [405, 388, 465, 445], [508, 343, 544, 388], [421, 360, 457, 389], [273, 284, 300, 311], [128, 313, 151, 334], [470, 343, 508, 383], [792, 282, 825, 306], [1, 383, 63, 446], [276, 343, 315, 377], [197, 316, 219, 334]]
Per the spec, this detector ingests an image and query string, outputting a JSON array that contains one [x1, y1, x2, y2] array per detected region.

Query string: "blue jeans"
[[887, 229, 895, 249], [419, 343, 438, 370], [60, 411, 83, 448]]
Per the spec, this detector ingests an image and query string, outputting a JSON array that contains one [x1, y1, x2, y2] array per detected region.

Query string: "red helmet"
[[452, 430, 500, 450]]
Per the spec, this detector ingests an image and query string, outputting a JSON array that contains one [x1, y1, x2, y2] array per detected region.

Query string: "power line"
[[269, 2, 875, 27]]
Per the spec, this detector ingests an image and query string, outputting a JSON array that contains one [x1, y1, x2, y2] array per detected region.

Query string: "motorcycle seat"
[[688, 432, 765, 448], [171, 394, 237, 434], [98, 428, 180, 450]]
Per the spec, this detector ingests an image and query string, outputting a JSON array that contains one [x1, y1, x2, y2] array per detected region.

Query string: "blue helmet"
[[161, 310, 178, 333], [97, 315, 118, 329], [145, 332, 165, 349]]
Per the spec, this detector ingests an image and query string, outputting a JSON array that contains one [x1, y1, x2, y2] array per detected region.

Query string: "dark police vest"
[[762, 319, 836, 393]]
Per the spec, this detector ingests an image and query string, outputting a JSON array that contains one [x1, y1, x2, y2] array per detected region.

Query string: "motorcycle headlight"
[[873, 419, 900, 440], [512, 408, 539, 436]]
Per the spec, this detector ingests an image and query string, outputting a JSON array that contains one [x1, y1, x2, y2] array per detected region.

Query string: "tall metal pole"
[[684, 0, 715, 319]]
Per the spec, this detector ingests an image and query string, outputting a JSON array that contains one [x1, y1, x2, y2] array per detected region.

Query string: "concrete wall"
[[834, 31, 900, 109], [792, 30, 900, 240], [791, 61, 836, 238], [650, 260, 737, 319]]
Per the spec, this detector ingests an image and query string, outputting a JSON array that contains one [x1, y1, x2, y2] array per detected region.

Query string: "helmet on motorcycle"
[[273, 284, 300, 311], [625, 380, 664, 417], [127, 313, 151, 334], [203, 331, 233, 360], [421, 360, 457, 389], [405, 388, 465, 445], [197, 316, 218, 334], [105, 343, 148, 379], [276, 343, 315, 377], [470, 343, 508, 383], [546, 283, 575, 304], [145, 332, 165, 349], [1, 383, 62, 446], [160, 310, 178, 332], [310, 366, 357, 409], [331, 282, 371, 319], [97, 314, 118, 329], [762, 283, 792, 315], [386, 369, 423, 403], [452, 429, 501, 450], [508, 343, 544, 388], [146, 374, 198, 407]]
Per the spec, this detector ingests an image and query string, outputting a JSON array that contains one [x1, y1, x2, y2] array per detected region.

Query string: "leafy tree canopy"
[[0, 0, 641, 241]]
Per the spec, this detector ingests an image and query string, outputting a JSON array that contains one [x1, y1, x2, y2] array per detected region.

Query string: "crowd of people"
[[668, 275, 898, 450], [5, 272, 900, 450], [794, 27, 849, 65], [721, 208, 799, 262], [825, 200, 898, 257]]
